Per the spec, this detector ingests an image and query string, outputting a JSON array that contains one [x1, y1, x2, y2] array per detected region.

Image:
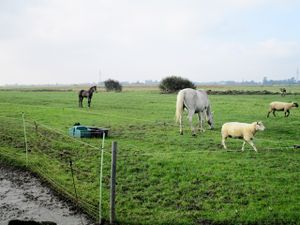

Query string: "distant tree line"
[[159, 76, 195, 93], [104, 79, 122, 92], [200, 77, 299, 86], [262, 77, 298, 85]]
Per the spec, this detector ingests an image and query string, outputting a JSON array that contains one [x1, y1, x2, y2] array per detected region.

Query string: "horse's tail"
[[175, 90, 185, 123]]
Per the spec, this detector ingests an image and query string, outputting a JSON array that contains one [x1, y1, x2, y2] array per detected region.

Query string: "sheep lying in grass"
[[267, 101, 298, 117], [221, 121, 265, 152]]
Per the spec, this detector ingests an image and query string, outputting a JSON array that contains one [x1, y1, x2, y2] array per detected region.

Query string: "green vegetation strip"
[[0, 88, 299, 225]]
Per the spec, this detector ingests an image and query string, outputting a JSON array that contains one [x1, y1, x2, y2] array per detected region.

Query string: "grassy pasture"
[[0, 87, 300, 225]]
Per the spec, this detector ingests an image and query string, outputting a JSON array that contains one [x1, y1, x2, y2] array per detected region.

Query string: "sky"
[[0, 0, 300, 85]]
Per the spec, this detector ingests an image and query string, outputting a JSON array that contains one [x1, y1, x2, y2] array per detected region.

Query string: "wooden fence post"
[[110, 141, 117, 224]]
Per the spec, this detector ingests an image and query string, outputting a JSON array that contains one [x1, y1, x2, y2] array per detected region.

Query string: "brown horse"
[[280, 88, 287, 97], [78, 86, 97, 108]]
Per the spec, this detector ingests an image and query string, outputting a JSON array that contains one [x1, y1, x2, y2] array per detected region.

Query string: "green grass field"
[[0, 87, 300, 225]]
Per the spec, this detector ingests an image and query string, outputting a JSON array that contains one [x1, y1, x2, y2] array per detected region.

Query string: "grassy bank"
[[0, 88, 299, 224]]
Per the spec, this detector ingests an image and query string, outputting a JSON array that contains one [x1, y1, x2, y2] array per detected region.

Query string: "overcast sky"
[[0, 0, 300, 85]]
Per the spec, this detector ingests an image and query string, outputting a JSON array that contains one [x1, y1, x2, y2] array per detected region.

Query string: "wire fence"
[[0, 115, 110, 224], [0, 114, 299, 224]]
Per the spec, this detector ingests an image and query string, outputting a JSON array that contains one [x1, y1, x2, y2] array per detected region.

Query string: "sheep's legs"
[[248, 140, 257, 152], [241, 141, 246, 151], [221, 137, 227, 149], [242, 140, 257, 152], [285, 110, 290, 117]]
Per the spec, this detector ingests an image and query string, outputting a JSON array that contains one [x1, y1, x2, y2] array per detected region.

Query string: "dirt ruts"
[[0, 164, 93, 225]]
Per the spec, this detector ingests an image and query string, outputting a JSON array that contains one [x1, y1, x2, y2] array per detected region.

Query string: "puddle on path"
[[0, 165, 94, 225]]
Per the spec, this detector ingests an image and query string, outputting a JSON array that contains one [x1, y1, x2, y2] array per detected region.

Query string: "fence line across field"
[[1, 113, 300, 224], [31, 156, 99, 213], [24, 116, 299, 157], [0, 126, 297, 162], [0, 114, 110, 224], [1, 143, 296, 183], [0, 129, 109, 176], [24, 119, 110, 154], [116, 145, 298, 159], [29, 127, 111, 161], [32, 164, 99, 216], [1, 141, 299, 224], [0, 125, 297, 160], [25, 115, 110, 224]]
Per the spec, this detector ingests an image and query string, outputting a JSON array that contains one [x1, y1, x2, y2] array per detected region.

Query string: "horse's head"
[[207, 110, 214, 129], [90, 86, 97, 93]]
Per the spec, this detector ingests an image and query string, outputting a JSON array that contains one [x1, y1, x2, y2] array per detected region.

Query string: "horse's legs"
[[187, 110, 196, 136], [79, 97, 83, 108], [88, 97, 91, 108], [198, 112, 206, 132], [179, 114, 183, 135]]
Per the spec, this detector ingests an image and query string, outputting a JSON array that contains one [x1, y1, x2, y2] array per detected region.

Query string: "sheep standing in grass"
[[221, 121, 265, 152], [267, 102, 298, 117]]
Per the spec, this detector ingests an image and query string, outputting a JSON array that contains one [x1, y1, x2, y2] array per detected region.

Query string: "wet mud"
[[0, 164, 93, 225]]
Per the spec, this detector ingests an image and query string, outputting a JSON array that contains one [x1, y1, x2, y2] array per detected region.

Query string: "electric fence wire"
[[0, 136, 99, 217], [1, 112, 300, 222], [19, 141, 100, 211], [0, 124, 298, 161], [2, 134, 296, 183], [32, 163, 98, 215], [26, 120, 113, 156], [33, 166, 99, 217], [28, 130, 98, 160]]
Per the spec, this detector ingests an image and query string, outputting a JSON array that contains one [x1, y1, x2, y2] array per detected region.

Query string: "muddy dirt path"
[[0, 164, 94, 225]]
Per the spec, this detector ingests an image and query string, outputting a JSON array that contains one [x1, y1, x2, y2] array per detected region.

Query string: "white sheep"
[[267, 101, 298, 117], [221, 121, 265, 152]]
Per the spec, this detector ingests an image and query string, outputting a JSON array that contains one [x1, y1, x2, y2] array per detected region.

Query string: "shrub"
[[159, 76, 196, 93], [104, 79, 122, 92]]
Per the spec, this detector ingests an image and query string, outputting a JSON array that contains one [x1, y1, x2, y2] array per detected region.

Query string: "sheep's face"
[[293, 102, 299, 107], [255, 121, 265, 131]]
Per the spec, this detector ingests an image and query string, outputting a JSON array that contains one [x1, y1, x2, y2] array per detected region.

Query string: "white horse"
[[175, 88, 214, 136]]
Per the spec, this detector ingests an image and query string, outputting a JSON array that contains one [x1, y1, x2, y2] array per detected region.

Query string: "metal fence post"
[[22, 112, 28, 167], [110, 141, 117, 224], [99, 133, 106, 224]]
